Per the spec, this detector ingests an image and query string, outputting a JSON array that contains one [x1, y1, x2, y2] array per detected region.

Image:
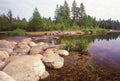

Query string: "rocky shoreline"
[[0, 38, 69, 81]]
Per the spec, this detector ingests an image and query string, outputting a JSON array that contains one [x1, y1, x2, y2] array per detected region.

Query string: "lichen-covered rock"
[[57, 50, 69, 56], [42, 50, 64, 69], [3, 55, 46, 81], [0, 71, 16, 81]]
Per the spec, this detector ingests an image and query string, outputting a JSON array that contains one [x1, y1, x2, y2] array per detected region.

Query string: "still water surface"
[[88, 33, 120, 71], [1, 33, 120, 81]]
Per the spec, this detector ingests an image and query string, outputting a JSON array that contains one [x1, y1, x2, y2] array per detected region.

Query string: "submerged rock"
[[0, 71, 16, 81], [3, 55, 46, 81]]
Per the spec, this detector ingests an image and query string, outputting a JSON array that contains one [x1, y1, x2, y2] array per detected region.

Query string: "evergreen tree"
[[0, 14, 11, 31], [28, 8, 44, 31], [71, 0, 77, 21], [63, 0, 70, 19], [54, 0, 70, 30], [79, 3, 86, 18], [7, 10, 13, 23]]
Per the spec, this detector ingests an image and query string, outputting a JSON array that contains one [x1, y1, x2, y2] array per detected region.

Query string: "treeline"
[[99, 19, 120, 29], [0, 0, 120, 32], [0, 10, 28, 31]]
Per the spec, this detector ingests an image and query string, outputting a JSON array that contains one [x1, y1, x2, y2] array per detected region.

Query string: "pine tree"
[[54, 0, 71, 29], [79, 3, 86, 18], [7, 10, 13, 23], [28, 8, 44, 31], [71, 0, 77, 21], [63, 0, 70, 19]]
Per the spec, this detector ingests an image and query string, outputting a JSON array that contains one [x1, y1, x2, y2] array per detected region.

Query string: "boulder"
[[57, 50, 69, 56], [18, 38, 32, 45], [37, 43, 49, 50], [0, 48, 13, 54], [0, 40, 16, 55], [45, 48, 57, 54], [0, 61, 6, 70], [9, 41, 17, 49], [40, 71, 50, 80], [29, 41, 37, 47], [30, 46, 44, 55], [0, 71, 16, 81], [3, 55, 46, 81], [0, 40, 14, 49], [42, 50, 64, 69], [37, 42, 45, 46], [12, 44, 30, 55], [0, 51, 9, 60]]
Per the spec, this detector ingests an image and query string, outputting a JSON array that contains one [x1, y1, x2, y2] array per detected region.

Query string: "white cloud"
[[0, 0, 120, 21]]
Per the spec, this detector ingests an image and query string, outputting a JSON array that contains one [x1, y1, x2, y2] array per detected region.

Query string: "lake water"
[[88, 35, 120, 71], [1, 33, 120, 81]]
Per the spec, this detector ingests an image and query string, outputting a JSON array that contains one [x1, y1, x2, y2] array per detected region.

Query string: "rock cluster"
[[0, 38, 69, 81]]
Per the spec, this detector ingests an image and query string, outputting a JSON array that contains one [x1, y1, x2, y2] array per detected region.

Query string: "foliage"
[[7, 28, 27, 36], [0, 1, 120, 32], [28, 8, 44, 31], [78, 39, 89, 52], [61, 39, 76, 51], [81, 27, 107, 34], [99, 19, 120, 29], [60, 38, 89, 52]]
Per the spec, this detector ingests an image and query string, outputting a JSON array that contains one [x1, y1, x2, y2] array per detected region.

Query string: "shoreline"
[[1, 29, 120, 36]]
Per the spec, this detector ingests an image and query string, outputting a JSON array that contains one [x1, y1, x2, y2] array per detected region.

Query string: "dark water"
[[88, 36, 120, 71], [87, 33, 120, 81]]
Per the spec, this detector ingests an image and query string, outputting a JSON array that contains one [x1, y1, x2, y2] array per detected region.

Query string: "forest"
[[0, 0, 120, 32]]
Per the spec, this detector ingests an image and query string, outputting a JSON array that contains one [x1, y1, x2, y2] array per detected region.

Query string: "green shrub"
[[78, 39, 89, 52], [81, 27, 107, 34], [61, 39, 76, 51], [7, 28, 27, 36]]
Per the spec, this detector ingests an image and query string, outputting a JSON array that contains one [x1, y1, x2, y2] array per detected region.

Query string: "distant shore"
[[0, 29, 120, 36]]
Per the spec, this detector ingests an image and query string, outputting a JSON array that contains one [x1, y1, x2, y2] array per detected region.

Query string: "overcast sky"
[[0, 0, 120, 21]]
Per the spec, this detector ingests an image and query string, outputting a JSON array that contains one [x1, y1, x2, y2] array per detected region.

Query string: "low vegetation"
[[60, 38, 89, 52], [7, 28, 27, 36], [78, 39, 89, 52], [81, 27, 107, 34]]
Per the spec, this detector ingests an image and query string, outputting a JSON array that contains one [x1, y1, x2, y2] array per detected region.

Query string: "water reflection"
[[59, 32, 120, 80], [87, 33, 120, 80], [1, 32, 120, 81]]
